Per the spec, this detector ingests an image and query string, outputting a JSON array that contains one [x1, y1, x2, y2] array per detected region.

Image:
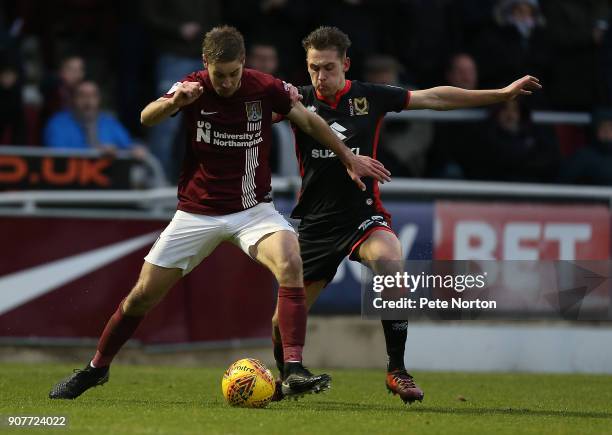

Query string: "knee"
[[371, 251, 401, 263], [368, 251, 403, 276], [274, 252, 303, 285]]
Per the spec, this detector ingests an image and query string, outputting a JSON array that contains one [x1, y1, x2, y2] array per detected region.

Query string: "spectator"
[[224, 0, 313, 84], [143, 0, 222, 179], [43, 80, 144, 157], [446, 0, 498, 52], [479, 99, 559, 182], [603, 9, 612, 104], [428, 53, 484, 179], [321, 0, 388, 80], [364, 54, 406, 86], [1, 7, 28, 145], [559, 108, 612, 185], [40, 55, 85, 123], [0, 62, 26, 144], [246, 41, 280, 76], [246, 41, 288, 175], [364, 54, 433, 177], [381, 0, 454, 87], [472, 0, 548, 91], [115, 0, 154, 140], [445, 53, 478, 90], [540, 0, 609, 110]]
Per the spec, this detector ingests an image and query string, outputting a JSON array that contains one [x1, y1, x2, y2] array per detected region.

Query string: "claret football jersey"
[[291, 80, 409, 222], [164, 68, 292, 215]]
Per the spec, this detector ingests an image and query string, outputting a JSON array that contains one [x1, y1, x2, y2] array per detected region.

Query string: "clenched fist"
[[171, 81, 204, 108]]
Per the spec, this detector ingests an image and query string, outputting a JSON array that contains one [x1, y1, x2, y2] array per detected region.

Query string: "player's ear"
[[202, 55, 208, 70], [343, 56, 351, 73]]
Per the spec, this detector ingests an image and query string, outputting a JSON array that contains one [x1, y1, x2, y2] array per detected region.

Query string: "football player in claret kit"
[[48, 25, 391, 400], [270, 26, 541, 404]]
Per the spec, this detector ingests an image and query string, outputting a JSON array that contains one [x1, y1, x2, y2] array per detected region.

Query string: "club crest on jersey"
[[353, 97, 369, 115], [245, 101, 263, 122]]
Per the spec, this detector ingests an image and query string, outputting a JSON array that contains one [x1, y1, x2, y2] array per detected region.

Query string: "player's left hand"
[[347, 155, 391, 191], [503, 75, 542, 100]]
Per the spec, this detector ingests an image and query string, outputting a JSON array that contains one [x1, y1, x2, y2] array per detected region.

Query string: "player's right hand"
[[502, 75, 541, 100], [347, 155, 391, 191], [286, 82, 303, 107], [171, 81, 204, 107]]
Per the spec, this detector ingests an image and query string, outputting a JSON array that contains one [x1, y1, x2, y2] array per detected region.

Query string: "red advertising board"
[[435, 202, 610, 260], [0, 216, 276, 344]]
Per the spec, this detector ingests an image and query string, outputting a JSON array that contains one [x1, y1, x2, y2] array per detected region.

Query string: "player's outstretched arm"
[[407, 75, 542, 111], [140, 82, 204, 126], [286, 102, 391, 190]]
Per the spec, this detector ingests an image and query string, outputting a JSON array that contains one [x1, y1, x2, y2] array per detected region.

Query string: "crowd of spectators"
[[1, 0, 611, 186]]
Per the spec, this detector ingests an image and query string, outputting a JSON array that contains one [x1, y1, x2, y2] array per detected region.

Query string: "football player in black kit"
[[271, 26, 541, 404]]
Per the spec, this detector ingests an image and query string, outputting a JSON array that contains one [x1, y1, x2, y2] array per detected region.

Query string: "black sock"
[[273, 339, 284, 374], [381, 320, 408, 372]]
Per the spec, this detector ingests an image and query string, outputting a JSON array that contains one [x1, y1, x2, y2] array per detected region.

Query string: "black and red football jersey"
[[291, 80, 409, 221]]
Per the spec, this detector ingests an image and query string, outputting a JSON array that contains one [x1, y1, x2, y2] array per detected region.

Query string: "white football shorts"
[[144, 202, 294, 275]]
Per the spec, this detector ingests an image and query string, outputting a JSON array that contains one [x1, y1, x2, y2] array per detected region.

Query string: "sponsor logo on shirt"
[[310, 122, 355, 156], [311, 147, 360, 159], [358, 215, 389, 231], [197, 121, 212, 143], [196, 121, 263, 147], [330, 122, 348, 140]]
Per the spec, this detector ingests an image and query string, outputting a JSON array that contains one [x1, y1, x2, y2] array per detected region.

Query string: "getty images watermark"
[[361, 261, 612, 321], [372, 270, 493, 310]]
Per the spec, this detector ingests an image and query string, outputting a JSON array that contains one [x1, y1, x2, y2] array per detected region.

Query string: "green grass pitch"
[[1, 362, 612, 434]]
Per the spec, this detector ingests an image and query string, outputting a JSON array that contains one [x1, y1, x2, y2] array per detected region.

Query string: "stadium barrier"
[[385, 108, 591, 124]]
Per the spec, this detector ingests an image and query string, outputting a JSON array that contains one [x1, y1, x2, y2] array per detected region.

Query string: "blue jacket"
[[44, 110, 133, 149]]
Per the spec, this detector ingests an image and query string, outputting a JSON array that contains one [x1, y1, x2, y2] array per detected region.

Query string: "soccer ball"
[[221, 358, 276, 408]]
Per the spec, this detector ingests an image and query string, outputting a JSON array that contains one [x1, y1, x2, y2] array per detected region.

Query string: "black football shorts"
[[298, 213, 394, 284]]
